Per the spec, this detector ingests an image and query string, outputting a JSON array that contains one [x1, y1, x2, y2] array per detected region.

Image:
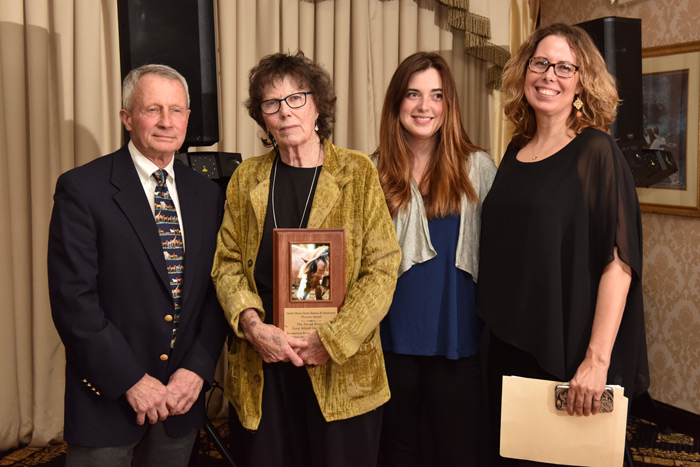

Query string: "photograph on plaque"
[[273, 229, 345, 338], [291, 243, 330, 301]]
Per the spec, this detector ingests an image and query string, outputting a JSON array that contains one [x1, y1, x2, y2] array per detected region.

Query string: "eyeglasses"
[[528, 57, 580, 78], [259, 92, 313, 115]]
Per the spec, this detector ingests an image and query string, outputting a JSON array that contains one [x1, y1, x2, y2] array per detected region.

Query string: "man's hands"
[[166, 368, 204, 416], [125, 369, 204, 425], [125, 374, 169, 425]]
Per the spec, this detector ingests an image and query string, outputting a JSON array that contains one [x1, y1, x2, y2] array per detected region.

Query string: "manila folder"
[[500, 376, 628, 466]]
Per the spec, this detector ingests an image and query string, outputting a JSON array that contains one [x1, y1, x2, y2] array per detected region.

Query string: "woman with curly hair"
[[212, 51, 400, 467], [477, 23, 649, 465]]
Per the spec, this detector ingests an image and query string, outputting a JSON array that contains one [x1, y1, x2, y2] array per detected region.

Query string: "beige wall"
[[541, 0, 700, 48], [540, 0, 700, 415]]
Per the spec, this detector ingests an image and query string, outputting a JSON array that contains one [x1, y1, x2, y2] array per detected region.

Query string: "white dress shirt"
[[127, 140, 186, 249]]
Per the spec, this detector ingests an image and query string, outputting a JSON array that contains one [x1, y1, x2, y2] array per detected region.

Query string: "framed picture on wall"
[[639, 40, 700, 217]]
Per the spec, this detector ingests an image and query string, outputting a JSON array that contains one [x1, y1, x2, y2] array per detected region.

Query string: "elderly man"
[[48, 64, 226, 467]]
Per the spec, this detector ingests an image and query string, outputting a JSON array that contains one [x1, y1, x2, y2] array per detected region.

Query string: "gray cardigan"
[[392, 150, 497, 280]]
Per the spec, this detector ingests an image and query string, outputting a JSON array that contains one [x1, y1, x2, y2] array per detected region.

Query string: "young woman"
[[373, 52, 496, 467]]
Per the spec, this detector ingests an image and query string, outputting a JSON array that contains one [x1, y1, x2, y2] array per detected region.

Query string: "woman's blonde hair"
[[502, 23, 619, 146]]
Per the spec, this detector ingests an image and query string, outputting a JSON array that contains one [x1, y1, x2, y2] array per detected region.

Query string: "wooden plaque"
[[273, 228, 345, 338]]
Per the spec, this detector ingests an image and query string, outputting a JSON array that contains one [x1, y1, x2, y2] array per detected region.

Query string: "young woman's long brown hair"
[[374, 52, 481, 219]]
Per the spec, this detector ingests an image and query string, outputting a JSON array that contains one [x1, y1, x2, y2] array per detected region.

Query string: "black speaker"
[[218, 152, 243, 177], [174, 152, 242, 192], [576, 17, 642, 147], [117, 0, 219, 149], [621, 148, 678, 187]]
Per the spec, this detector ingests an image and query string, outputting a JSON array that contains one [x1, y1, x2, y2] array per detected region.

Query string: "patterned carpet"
[[627, 417, 700, 466], [1, 417, 698, 466], [0, 419, 232, 467]]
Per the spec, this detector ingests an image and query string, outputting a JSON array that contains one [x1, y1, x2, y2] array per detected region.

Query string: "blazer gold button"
[[160, 354, 169, 361], [253, 374, 261, 383], [248, 259, 253, 267], [164, 315, 173, 322]]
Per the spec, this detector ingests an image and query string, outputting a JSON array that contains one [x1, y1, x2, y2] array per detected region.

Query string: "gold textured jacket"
[[211, 140, 401, 430]]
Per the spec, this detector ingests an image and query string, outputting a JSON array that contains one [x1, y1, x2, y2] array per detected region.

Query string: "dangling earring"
[[267, 130, 277, 147], [573, 95, 583, 118], [314, 118, 319, 132]]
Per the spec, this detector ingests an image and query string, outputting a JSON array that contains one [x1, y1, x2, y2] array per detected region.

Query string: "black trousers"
[[486, 334, 567, 467], [228, 362, 383, 467], [378, 352, 488, 467]]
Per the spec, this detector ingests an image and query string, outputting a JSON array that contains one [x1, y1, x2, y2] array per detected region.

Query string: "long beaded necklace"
[[270, 141, 322, 229]]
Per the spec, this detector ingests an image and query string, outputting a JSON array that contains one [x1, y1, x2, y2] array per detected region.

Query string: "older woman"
[[477, 23, 649, 465], [372, 52, 496, 466], [211, 51, 400, 467]]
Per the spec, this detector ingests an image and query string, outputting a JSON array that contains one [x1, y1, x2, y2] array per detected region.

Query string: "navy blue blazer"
[[48, 145, 227, 446]]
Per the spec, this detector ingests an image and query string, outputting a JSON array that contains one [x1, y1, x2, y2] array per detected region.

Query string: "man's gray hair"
[[121, 64, 190, 111]]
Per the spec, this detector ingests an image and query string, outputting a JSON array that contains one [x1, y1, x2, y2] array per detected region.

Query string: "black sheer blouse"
[[477, 128, 649, 397]]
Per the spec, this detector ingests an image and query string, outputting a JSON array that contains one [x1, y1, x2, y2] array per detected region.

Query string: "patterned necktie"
[[153, 169, 184, 349]]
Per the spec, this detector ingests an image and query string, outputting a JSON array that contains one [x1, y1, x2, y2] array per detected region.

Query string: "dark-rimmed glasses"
[[259, 92, 313, 115], [528, 57, 580, 78]]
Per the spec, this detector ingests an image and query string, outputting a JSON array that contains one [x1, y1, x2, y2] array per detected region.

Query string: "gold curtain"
[[0, 0, 122, 449], [0, 0, 497, 450], [490, 0, 539, 165], [212, 0, 491, 159], [435, 0, 511, 90]]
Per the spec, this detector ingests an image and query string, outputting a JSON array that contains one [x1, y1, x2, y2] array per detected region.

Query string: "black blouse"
[[477, 128, 649, 397], [254, 155, 321, 324]]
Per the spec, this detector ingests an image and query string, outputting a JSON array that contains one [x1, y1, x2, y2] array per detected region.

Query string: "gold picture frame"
[[273, 228, 345, 338], [639, 41, 700, 216]]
